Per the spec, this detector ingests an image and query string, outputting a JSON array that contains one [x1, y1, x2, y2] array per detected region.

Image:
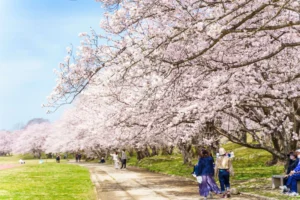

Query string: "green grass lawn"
[[0, 156, 96, 200], [125, 143, 297, 199]]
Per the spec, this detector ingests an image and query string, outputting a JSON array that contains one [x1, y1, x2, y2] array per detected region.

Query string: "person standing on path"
[[110, 152, 120, 169], [215, 147, 234, 198], [56, 154, 61, 163], [78, 153, 82, 162], [120, 149, 127, 169], [75, 154, 79, 162], [196, 149, 221, 199]]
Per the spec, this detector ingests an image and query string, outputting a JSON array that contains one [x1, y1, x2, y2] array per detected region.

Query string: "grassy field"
[[125, 143, 295, 199], [0, 156, 96, 200]]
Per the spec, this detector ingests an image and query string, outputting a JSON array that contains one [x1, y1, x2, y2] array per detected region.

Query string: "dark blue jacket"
[[288, 158, 299, 173], [196, 156, 214, 176]]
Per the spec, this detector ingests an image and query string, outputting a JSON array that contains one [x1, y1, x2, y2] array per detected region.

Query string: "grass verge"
[[0, 157, 96, 200]]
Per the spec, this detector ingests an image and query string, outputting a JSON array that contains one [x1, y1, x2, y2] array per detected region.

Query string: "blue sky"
[[0, 0, 104, 130]]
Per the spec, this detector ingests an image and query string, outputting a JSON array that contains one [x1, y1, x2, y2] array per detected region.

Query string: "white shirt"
[[111, 154, 119, 161], [121, 151, 127, 159]]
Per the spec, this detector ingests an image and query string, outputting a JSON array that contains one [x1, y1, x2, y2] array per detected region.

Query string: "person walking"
[[78, 153, 82, 162], [56, 154, 60, 163], [195, 149, 221, 199], [120, 150, 127, 169], [110, 152, 120, 169], [215, 148, 234, 198]]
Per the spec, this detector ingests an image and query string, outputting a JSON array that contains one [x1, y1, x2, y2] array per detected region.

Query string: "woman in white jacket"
[[110, 152, 120, 169]]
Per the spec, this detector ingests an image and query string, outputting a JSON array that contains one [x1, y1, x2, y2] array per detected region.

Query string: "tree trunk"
[[167, 146, 174, 155], [266, 153, 279, 166], [92, 149, 102, 159], [211, 140, 219, 156], [128, 148, 134, 157], [136, 149, 146, 160], [193, 146, 201, 158], [239, 132, 247, 143], [161, 145, 169, 156], [178, 142, 193, 165], [143, 147, 150, 157], [105, 150, 110, 160], [150, 146, 158, 156]]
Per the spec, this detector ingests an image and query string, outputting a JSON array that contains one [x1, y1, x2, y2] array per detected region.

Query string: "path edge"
[[238, 192, 277, 200], [128, 165, 278, 200]]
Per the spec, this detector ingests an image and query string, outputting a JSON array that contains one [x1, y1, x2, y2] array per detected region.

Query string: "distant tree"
[[13, 122, 51, 158], [24, 118, 49, 129], [0, 131, 13, 156]]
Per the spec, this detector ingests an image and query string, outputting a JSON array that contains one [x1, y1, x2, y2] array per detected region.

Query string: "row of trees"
[[2, 0, 300, 165], [0, 121, 50, 158], [0, 116, 210, 163]]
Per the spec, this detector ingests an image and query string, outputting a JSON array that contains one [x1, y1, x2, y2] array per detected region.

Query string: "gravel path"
[[75, 163, 263, 200]]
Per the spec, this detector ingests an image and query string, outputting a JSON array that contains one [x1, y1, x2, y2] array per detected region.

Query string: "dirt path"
[[74, 163, 264, 200]]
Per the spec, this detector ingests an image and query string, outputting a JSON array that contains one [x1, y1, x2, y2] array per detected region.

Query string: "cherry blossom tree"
[[13, 122, 51, 158], [0, 131, 13, 156], [43, 0, 300, 164]]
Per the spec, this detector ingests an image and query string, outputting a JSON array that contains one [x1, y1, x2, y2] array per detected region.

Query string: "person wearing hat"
[[215, 148, 234, 197], [284, 149, 300, 196]]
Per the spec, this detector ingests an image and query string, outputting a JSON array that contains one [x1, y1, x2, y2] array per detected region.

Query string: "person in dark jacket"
[[283, 152, 298, 185], [56, 154, 60, 163], [78, 154, 82, 162], [196, 150, 221, 199], [75, 154, 79, 162], [283, 149, 300, 196], [287, 152, 298, 174], [100, 157, 105, 163]]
